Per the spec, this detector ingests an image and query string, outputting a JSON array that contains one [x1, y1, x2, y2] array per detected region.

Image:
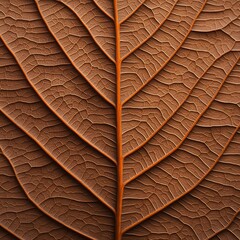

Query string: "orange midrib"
[[113, 1, 123, 240]]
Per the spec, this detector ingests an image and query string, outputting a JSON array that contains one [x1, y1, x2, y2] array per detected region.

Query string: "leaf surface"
[[0, 0, 240, 239]]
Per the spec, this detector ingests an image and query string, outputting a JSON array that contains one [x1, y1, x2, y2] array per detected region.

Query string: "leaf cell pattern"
[[0, 0, 240, 239]]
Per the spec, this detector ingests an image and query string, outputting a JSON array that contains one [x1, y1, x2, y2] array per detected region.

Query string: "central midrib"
[[113, 1, 123, 239]]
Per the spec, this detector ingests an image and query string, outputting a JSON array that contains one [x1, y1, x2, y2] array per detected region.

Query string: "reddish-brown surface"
[[0, 0, 240, 239]]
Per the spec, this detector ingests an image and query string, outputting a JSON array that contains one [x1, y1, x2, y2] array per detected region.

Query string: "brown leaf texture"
[[0, 0, 240, 239]]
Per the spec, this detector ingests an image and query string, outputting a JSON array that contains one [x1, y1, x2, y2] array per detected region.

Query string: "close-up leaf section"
[[0, 0, 240, 239]]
